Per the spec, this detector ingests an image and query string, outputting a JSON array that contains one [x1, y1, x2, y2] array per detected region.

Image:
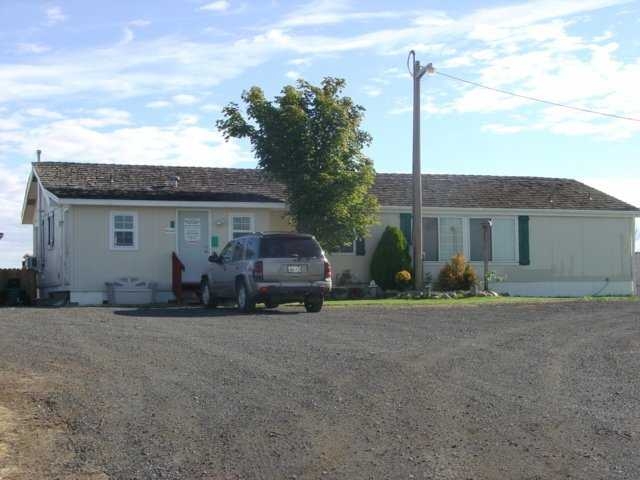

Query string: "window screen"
[[439, 217, 463, 261], [232, 216, 252, 239], [470, 218, 492, 262], [112, 213, 136, 248], [422, 217, 438, 261], [492, 218, 517, 262]]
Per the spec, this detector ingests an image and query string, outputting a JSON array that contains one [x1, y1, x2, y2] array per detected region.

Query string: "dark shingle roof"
[[33, 162, 638, 211]]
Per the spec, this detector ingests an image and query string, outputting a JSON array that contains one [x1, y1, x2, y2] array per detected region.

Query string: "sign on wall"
[[183, 218, 201, 244]]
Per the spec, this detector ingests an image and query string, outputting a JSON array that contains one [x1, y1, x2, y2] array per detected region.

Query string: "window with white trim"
[[231, 215, 253, 239], [439, 217, 463, 261], [110, 212, 138, 250]]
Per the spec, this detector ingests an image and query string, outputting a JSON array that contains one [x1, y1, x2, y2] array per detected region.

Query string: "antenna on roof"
[[36, 149, 42, 163]]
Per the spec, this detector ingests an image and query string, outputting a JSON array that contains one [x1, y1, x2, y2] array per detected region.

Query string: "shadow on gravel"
[[113, 307, 301, 318]]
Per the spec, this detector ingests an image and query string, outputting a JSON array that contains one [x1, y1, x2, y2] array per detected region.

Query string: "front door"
[[178, 210, 209, 283]]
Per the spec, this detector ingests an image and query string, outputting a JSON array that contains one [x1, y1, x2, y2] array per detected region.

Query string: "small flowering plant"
[[395, 270, 412, 290]]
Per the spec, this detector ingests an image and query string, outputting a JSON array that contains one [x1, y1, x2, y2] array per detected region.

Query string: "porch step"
[[179, 282, 201, 305]]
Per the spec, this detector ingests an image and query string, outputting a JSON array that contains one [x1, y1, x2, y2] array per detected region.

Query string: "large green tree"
[[216, 77, 378, 252]]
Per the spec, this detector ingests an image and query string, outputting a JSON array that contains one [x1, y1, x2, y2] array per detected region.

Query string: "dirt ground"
[[0, 301, 639, 479]]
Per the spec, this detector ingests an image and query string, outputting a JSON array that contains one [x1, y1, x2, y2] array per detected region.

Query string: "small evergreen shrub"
[[370, 226, 411, 290], [437, 253, 477, 291]]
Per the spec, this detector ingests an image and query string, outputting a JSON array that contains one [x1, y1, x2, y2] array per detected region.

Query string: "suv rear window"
[[259, 236, 322, 259]]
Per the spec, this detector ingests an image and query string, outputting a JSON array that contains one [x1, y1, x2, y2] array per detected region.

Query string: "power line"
[[434, 70, 640, 123]]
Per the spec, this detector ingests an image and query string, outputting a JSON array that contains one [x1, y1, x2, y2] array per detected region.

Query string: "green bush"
[[370, 226, 411, 290], [437, 253, 478, 291]]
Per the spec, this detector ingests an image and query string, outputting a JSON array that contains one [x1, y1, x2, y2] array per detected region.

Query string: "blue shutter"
[[399, 213, 412, 246]]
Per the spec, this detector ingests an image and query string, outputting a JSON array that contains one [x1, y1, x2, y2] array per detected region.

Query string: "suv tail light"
[[324, 261, 331, 281], [253, 261, 263, 281]]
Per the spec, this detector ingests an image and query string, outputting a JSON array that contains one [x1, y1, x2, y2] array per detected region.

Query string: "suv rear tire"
[[200, 278, 217, 308], [236, 280, 256, 313], [304, 296, 323, 313]]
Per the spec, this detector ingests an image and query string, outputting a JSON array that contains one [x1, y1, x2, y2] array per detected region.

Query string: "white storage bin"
[[106, 277, 157, 305]]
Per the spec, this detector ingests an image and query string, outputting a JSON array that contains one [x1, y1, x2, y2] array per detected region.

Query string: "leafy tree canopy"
[[216, 77, 379, 251]]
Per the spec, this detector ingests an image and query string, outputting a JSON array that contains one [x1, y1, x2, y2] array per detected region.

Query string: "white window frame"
[[422, 215, 518, 265], [109, 211, 138, 251], [228, 213, 254, 241]]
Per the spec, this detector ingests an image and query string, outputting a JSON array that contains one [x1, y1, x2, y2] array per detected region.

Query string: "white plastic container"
[[106, 277, 157, 305]]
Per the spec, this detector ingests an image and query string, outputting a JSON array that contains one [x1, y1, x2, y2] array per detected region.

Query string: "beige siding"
[[326, 213, 635, 290], [56, 203, 635, 299], [70, 205, 288, 293], [327, 212, 400, 284]]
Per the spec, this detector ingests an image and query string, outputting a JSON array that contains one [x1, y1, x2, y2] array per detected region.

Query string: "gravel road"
[[0, 301, 639, 479]]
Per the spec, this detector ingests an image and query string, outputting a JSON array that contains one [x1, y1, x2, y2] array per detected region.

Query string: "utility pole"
[[408, 51, 434, 290]]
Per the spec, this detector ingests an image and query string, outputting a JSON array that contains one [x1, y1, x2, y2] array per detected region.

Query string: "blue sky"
[[0, 0, 639, 266]]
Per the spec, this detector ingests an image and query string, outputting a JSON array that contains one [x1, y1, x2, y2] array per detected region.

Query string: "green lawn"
[[321, 295, 639, 308]]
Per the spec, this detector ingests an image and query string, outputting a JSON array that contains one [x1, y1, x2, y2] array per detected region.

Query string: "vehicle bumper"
[[252, 281, 331, 303]]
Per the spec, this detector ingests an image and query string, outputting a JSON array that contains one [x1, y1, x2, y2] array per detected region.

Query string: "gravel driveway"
[[0, 301, 639, 479]]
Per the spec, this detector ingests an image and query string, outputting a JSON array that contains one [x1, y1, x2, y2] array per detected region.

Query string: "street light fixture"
[[407, 50, 434, 290]]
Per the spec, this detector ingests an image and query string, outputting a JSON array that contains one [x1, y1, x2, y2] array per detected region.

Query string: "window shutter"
[[399, 213, 412, 245], [355, 237, 366, 256], [518, 216, 530, 265]]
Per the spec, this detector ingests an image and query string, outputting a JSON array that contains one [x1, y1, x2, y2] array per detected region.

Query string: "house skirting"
[[45, 289, 176, 305], [490, 280, 634, 297]]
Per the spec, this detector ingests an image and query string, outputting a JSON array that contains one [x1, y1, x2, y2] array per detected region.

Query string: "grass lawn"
[[321, 295, 639, 308]]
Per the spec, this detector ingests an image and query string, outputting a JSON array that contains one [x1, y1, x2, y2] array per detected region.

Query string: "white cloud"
[[200, 1, 230, 12], [0, 114, 22, 131], [277, 0, 420, 28], [16, 43, 51, 54], [363, 85, 382, 97], [285, 70, 299, 80], [177, 114, 200, 125], [129, 19, 151, 27], [24, 108, 64, 119], [288, 58, 312, 67], [172, 94, 199, 105], [1, 113, 248, 168], [146, 100, 171, 109], [481, 123, 526, 134], [45, 6, 67, 26], [200, 103, 222, 112], [0, 162, 32, 267]]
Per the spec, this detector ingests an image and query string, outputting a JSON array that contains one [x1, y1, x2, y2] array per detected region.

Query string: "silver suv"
[[200, 233, 332, 313]]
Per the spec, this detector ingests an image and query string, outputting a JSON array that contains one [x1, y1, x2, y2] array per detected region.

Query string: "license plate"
[[287, 264, 306, 273]]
